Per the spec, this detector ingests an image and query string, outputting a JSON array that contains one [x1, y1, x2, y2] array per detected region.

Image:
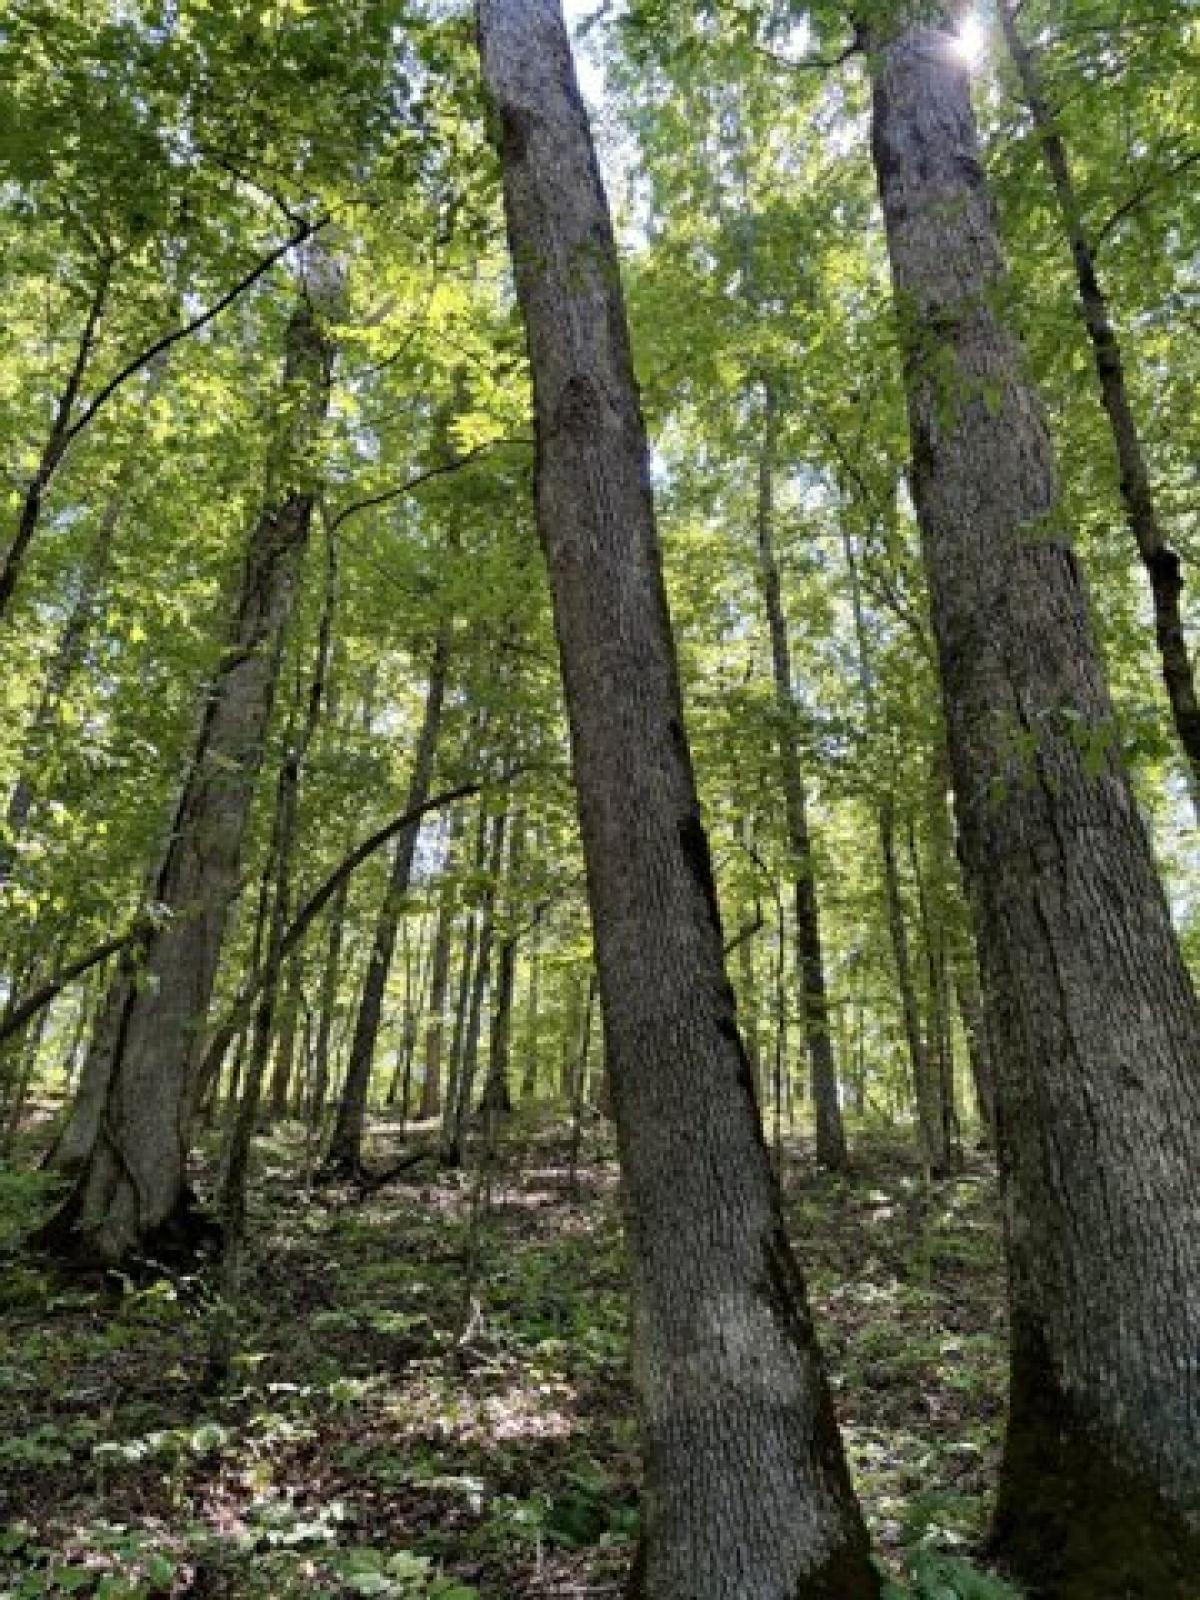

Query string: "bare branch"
[[63, 218, 326, 452]]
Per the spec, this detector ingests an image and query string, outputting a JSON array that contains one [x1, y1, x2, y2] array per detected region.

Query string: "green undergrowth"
[[0, 1122, 1014, 1597]]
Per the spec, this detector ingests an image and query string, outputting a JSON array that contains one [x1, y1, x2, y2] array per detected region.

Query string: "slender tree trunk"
[[443, 809, 506, 1165], [1000, 1, 1200, 819], [736, 904, 764, 1103], [906, 816, 959, 1176], [479, 812, 525, 1115], [324, 629, 449, 1174], [37, 290, 334, 1264], [878, 800, 928, 1152], [477, 6, 877, 1593], [953, 945, 994, 1137], [310, 877, 348, 1129], [753, 380, 846, 1169], [0, 259, 112, 627], [518, 906, 541, 1102], [868, 18, 1200, 1592], [266, 954, 303, 1120], [419, 819, 460, 1120]]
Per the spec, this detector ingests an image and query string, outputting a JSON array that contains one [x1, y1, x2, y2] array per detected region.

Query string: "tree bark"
[[1000, 1, 1200, 820], [878, 800, 930, 1157], [479, 811, 525, 1115], [754, 380, 847, 1170], [867, 17, 1200, 1593], [323, 628, 449, 1174], [477, 5, 877, 1594], [38, 290, 334, 1264], [310, 876, 348, 1129], [418, 816, 460, 1121], [442, 808, 506, 1165]]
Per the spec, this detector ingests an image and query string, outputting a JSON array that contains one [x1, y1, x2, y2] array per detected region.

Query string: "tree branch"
[[326, 438, 533, 533], [63, 218, 326, 452], [1093, 150, 1200, 250], [0, 931, 133, 1046]]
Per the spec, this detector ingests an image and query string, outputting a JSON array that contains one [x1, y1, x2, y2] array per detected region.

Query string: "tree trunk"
[[0, 259, 111, 628], [518, 905, 541, 1102], [419, 818, 460, 1121], [324, 629, 449, 1174], [253, 514, 338, 1126], [310, 876, 348, 1129], [443, 808, 506, 1165], [479, 812, 525, 1115], [952, 946, 994, 1137], [1000, 1, 1200, 820], [906, 814, 960, 1177], [266, 954, 303, 1120], [868, 18, 1200, 1593], [477, 5, 877, 1594], [878, 800, 929, 1156], [754, 380, 847, 1170], [38, 291, 333, 1264]]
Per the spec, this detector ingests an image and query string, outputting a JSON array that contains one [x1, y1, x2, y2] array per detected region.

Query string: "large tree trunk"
[[323, 629, 449, 1175], [868, 17, 1200, 1594], [38, 291, 333, 1265], [1000, 1, 1200, 820], [476, 5, 877, 1594], [753, 380, 847, 1170]]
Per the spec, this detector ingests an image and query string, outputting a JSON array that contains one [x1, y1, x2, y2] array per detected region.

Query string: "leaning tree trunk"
[[868, 16, 1200, 1594], [1000, 0, 1200, 820], [476, 5, 878, 1594], [754, 379, 847, 1169], [323, 628, 449, 1175], [38, 289, 333, 1265]]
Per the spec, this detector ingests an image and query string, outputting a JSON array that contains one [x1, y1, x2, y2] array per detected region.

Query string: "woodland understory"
[[1, 1114, 1007, 1600]]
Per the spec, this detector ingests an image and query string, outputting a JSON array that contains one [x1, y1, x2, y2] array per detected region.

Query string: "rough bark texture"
[[754, 381, 847, 1170], [868, 18, 1200, 1594], [323, 631, 449, 1174], [1000, 1, 1200, 819], [41, 293, 333, 1264], [477, 5, 878, 1594]]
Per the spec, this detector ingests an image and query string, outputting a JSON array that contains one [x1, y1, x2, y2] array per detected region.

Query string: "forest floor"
[[0, 1115, 1017, 1599]]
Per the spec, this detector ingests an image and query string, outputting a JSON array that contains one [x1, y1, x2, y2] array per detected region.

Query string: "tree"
[[40, 281, 334, 1264], [475, 3, 878, 1595], [999, 0, 1200, 819], [865, 11, 1200, 1593]]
